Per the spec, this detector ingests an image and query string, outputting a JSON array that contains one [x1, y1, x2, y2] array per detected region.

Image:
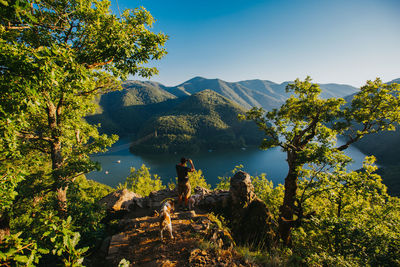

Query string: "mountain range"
[[130, 89, 265, 154], [87, 77, 359, 138], [86, 76, 400, 193]]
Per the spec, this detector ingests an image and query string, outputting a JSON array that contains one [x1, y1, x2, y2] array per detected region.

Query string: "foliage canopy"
[[243, 77, 400, 245], [0, 0, 166, 264]]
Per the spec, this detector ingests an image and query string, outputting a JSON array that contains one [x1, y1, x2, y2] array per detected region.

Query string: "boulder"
[[144, 188, 176, 210], [99, 189, 141, 212], [193, 186, 211, 196], [229, 171, 255, 207], [232, 198, 275, 249], [229, 171, 276, 248], [197, 189, 230, 214]]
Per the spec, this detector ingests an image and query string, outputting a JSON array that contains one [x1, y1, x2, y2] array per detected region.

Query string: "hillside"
[[164, 76, 358, 110], [87, 77, 359, 138], [86, 81, 181, 136], [130, 90, 265, 154]]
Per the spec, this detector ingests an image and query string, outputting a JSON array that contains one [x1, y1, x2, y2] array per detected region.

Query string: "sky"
[[111, 0, 400, 87]]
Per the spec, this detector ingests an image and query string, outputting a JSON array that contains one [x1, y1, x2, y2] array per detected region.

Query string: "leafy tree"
[[0, 0, 167, 218], [120, 164, 165, 196], [187, 169, 211, 192], [0, 0, 167, 264], [291, 157, 400, 266], [242, 77, 400, 245]]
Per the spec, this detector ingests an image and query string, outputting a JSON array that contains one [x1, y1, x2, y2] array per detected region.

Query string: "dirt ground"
[[103, 210, 252, 266]]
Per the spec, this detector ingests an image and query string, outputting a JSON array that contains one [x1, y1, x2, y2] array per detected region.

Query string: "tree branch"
[[56, 95, 64, 120], [336, 121, 372, 151], [86, 57, 114, 69], [16, 131, 53, 143], [299, 114, 319, 147]]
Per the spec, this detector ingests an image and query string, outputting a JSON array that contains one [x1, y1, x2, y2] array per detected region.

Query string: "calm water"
[[86, 138, 368, 188]]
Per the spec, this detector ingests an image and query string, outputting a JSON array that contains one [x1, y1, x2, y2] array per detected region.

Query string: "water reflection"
[[86, 138, 367, 188]]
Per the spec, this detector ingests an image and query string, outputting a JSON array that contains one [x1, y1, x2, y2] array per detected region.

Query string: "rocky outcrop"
[[142, 188, 176, 210], [230, 171, 256, 206], [196, 171, 276, 248], [107, 210, 241, 266], [100, 171, 276, 251], [99, 189, 141, 212], [100, 188, 177, 220], [232, 197, 276, 248], [197, 189, 230, 213]]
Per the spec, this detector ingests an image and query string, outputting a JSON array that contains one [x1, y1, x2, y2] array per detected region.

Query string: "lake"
[[86, 138, 368, 188]]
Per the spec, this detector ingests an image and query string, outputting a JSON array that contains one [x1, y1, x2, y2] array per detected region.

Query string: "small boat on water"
[[117, 160, 121, 163], [105, 171, 109, 174]]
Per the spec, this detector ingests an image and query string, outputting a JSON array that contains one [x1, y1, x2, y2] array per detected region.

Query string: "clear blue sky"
[[112, 0, 399, 87]]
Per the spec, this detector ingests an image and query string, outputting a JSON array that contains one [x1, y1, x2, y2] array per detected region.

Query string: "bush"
[[119, 164, 165, 196], [169, 169, 211, 194], [188, 170, 211, 192], [67, 176, 112, 247], [215, 165, 244, 190]]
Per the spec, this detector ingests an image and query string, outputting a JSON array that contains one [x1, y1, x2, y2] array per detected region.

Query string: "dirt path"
[[105, 210, 249, 266]]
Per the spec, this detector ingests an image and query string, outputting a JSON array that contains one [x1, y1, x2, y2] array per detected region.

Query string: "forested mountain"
[[130, 90, 265, 153], [164, 76, 358, 109], [87, 77, 359, 138], [87, 81, 180, 136]]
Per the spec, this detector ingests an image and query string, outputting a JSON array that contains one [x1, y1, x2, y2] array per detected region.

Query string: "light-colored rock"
[[99, 189, 141, 211]]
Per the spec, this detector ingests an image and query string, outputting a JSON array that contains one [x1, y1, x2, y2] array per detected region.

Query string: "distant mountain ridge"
[[152, 76, 359, 110], [85, 76, 400, 192], [87, 76, 361, 138]]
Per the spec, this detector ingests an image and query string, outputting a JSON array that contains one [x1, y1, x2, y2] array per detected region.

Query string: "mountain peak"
[[388, 78, 400, 84], [185, 76, 207, 83]]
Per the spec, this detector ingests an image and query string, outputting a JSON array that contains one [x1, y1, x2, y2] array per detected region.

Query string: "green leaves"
[[120, 164, 166, 196], [345, 78, 400, 135], [1, 0, 167, 265], [0, 232, 41, 266], [243, 76, 400, 250]]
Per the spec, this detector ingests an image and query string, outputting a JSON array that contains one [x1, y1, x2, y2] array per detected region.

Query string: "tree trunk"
[[278, 151, 298, 246], [47, 101, 67, 215], [0, 212, 10, 244]]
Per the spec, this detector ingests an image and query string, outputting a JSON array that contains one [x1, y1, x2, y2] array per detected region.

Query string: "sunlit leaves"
[[120, 164, 165, 196], [1, 0, 167, 265]]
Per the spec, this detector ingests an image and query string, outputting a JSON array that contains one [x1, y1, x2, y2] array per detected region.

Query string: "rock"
[[193, 186, 211, 196], [197, 190, 230, 213], [233, 198, 276, 249], [192, 171, 276, 249], [144, 188, 176, 210], [99, 189, 141, 212], [210, 229, 235, 249], [189, 249, 211, 266], [99, 236, 111, 255], [228, 172, 276, 249], [229, 171, 255, 207]]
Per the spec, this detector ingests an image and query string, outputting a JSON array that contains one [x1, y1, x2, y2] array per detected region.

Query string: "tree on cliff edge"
[[0, 0, 167, 218], [242, 77, 400, 246]]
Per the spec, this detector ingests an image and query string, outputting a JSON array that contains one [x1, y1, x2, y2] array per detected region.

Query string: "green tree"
[[121, 164, 165, 196], [243, 77, 400, 245], [0, 0, 167, 220]]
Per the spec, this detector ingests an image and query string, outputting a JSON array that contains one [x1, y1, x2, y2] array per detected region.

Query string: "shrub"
[[169, 169, 211, 194], [120, 164, 165, 196]]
